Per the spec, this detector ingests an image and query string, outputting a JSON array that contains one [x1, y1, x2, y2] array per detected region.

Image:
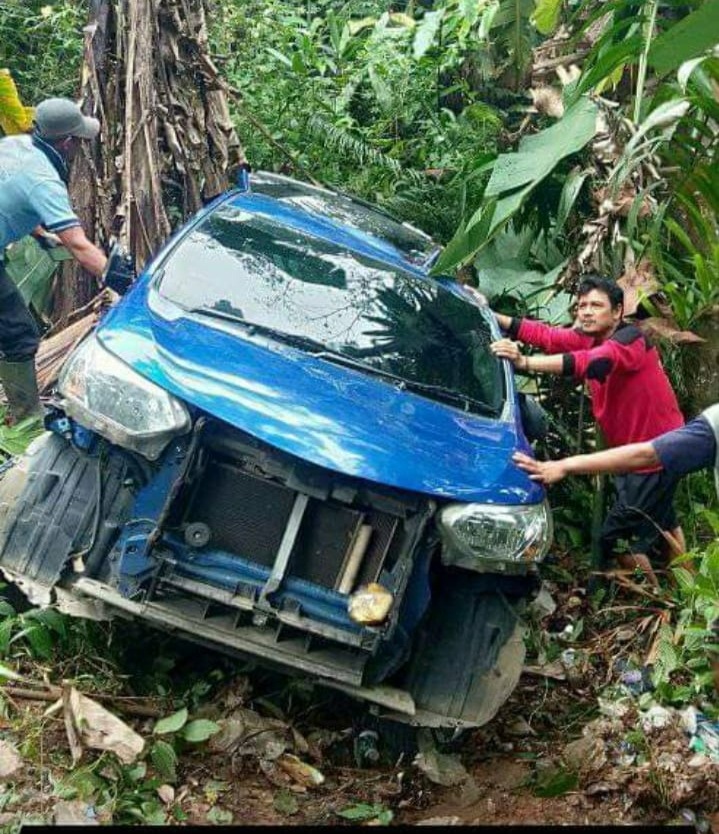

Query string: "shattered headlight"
[[437, 501, 552, 572], [58, 333, 190, 460]]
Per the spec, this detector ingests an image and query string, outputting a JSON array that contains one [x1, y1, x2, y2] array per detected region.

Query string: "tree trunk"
[[53, 0, 245, 323]]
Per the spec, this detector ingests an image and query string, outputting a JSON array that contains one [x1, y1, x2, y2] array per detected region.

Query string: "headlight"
[[58, 333, 190, 460], [437, 501, 552, 572]]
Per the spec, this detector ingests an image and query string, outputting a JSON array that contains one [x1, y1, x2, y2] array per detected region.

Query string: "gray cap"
[[34, 97, 100, 141]]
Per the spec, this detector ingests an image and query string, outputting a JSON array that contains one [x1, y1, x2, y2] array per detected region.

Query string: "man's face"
[[576, 289, 622, 337], [57, 136, 80, 162]]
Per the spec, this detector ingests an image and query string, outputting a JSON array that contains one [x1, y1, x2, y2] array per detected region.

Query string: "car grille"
[[182, 457, 400, 593]]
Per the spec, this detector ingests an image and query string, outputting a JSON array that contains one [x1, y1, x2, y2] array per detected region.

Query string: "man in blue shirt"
[[0, 98, 108, 423], [514, 404, 718, 509]]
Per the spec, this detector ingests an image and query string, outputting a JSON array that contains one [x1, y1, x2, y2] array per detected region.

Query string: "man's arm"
[[57, 226, 107, 279], [494, 312, 512, 331], [490, 338, 566, 375], [513, 444, 660, 485]]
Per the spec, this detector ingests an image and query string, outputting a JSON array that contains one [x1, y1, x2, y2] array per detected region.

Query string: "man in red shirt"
[[489, 275, 685, 586]]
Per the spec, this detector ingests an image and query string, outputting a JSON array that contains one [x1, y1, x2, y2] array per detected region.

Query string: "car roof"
[[221, 171, 440, 274]]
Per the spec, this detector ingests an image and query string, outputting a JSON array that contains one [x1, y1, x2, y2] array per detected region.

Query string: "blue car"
[[0, 172, 551, 730]]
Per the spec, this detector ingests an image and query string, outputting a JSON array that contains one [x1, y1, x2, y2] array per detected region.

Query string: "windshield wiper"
[[187, 306, 498, 415], [186, 306, 330, 352], [314, 351, 498, 416]]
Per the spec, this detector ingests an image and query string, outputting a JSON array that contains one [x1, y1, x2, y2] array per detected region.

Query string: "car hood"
[[96, 280, 542, 504]]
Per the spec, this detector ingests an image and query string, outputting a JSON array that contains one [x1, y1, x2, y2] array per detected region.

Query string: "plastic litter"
[[613, 658, 653, 695], [688, 713, 719, 761], [353, 730, 380, 766]]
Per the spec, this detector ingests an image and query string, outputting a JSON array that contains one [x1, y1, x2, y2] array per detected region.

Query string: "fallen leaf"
[[275, 753, 325, 788], [523, 661, 566, 680], [63, 685, 145, 764], [0, 739, 23, 779], [157, 785, 175, 805]]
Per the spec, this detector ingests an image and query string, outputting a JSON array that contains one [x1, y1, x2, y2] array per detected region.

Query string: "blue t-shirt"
[[0, 135, 79, 251], [652, 414, 716, 478]]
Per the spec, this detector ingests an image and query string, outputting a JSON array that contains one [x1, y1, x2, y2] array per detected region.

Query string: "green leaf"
[[486, 97, 597, 197], [265, 47, 292, 68], [336, 803, 390, 821], [532, 0, 562, 35], [534, 768, 578, 797], [568, 38, 643, 103], [153, 707, 188, 736], [0, 660, 24, 681], [413, 9, 443, 59], [207, 807, 234, 825], [431, 198, 497, 273], [649, 0, 719, 77], [273, 789, 299, 816], [0, 618, 13, 656], [181, 719, 220, 743], [554, 169, 589, 237], [25, 607, 66, 636], [3, 236, 59, 317], [18, 623, 53, 659], [150, 739, 178, 783]]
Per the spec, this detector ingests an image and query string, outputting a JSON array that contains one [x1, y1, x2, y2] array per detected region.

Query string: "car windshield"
[[158, 207, 505, 416], [251, 173, 437, 265]]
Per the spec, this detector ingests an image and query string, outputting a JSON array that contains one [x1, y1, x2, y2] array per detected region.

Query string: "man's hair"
[[577, 275, 624, 310]]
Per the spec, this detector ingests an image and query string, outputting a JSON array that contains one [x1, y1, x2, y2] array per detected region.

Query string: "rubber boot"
[[0, 359, 43, 425]]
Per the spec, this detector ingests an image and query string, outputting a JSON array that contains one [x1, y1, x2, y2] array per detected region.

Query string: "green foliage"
[[336, 802, 394, 825], [0, 1, 84, 105], [651, 514, 719, 705]]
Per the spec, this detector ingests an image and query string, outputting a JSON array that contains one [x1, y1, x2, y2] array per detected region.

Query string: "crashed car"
[[0, 172, 551, 729]]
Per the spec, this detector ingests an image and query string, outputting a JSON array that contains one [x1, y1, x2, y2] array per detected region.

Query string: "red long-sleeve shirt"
[[511, 318, 684, 461]]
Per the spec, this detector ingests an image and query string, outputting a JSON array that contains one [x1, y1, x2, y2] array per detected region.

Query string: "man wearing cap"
[[0, 97, 108, 423]]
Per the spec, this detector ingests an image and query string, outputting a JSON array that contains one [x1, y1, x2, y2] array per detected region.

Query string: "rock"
[[53, 800, 99, 826], [506, 716, 536, 737], [0, 740, 23, 779], [563, 734, 606, 773], [529, 585, 557, 619], [208, 707, 289, 761], [414, 749, 471, 787]]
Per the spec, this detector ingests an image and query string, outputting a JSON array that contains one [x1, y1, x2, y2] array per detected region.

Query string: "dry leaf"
[[638, 318, 705, 344], [63, 685, 145, 764], [275, 754, 325, 788], [531, 86, 564, 118], [617, 261, 659, 316]]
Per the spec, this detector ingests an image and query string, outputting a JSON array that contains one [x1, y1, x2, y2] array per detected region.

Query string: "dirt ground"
[[0, 668, 709, 829], [2, 572, 718, 828]]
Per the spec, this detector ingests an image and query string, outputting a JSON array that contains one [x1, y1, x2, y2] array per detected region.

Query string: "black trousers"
[[0, 258, 41, 362]]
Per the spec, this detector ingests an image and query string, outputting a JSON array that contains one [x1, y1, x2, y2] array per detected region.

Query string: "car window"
[[158, 207, 504, 416], [251, 173, 436, 265]]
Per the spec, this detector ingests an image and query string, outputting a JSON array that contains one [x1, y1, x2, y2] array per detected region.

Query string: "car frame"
[[0, 172, 551, 730]]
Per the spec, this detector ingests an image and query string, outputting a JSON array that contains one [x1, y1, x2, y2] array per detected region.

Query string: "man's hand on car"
[[513, 451, 568, 484], [464, 286, 488, 307], [490, 338, 527, 370]]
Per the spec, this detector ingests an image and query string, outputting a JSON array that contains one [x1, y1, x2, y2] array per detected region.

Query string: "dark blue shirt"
[[652, 415, 716, 478]]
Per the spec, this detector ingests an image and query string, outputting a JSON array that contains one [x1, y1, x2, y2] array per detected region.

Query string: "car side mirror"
[[518, 393, 548, 443]]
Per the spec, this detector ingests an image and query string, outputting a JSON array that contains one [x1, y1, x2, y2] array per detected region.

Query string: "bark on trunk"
[[53, 0, 245, 323]]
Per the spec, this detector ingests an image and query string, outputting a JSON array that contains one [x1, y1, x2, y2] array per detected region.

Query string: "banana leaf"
[[3, 237, 69, 319]]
